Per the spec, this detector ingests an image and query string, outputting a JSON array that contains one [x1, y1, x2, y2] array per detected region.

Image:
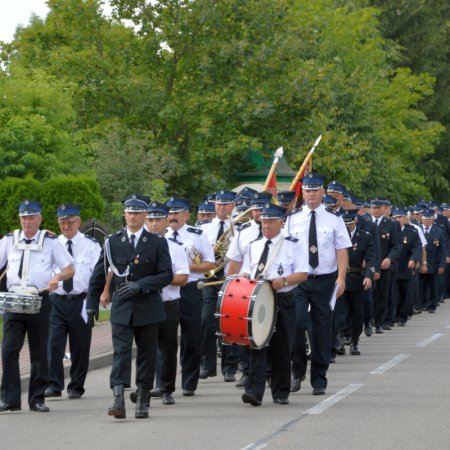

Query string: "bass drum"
[[216, 276, 277, 349]]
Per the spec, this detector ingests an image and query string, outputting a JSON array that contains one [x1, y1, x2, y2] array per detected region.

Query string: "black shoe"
[[350, 344, 360, 355], [242, 392, 261, 406], [398, 321, 406, 327], [235, 375, 248, 389], [199, 369, 217, 379], [329, 354, 336, 363], [129, 391, 137, 403], [412, 309, 422, 315], [364, 324, 372, 337], [312, 387, 326, 396], [67, 391, 82, 399], [182, 390, 195, 397], [273, 397, 289, 405], [336, 345, 346, 356], [224, 373, 236, 382], [290, 378, 301, 392], [44, 388, 62, 398], [428, 308, 436, 313], [0, 402, 21, 412], [162, 393, 175, 405], [30, 402, 50, 412], [382, 324, 391, 330], [109, 385, 126, 419], [266, 377, 271, 388], [135, 387, 150, 419], [375, 326, 383, 334], [150, 387, 162, 398]]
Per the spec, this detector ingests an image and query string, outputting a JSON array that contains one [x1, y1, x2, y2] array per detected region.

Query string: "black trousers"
[[339, 290, 364, 341], [110, 321, 158, 390], [158, 300, 180, 394], [363, 286, 373, 326], [373, 269, 391, 328], [396, 278, 413, 322], [47, 294, 91, 394], [1, 294, 51, 407], [293, 274, 336, 390], [419, 273, 438, 310], [201, 283, 239, 376], [179, 282, 202, 391], [245, 291, 295, 401]]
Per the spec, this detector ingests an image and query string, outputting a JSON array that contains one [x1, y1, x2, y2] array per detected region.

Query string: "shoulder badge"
[[325, 207, 337, 215], [45, 231, 57, 239], [250, 236, 263, 244], [168, 237, 183, 246], [285, 236, 299, 243], [187, 227, 203, 235], [286, 207, 302, 217], [237, 221, 252, 232], [196, 219, 212, 227], [361, 229, 370, 236], [5, 232, 13, 237], [84, 234, 99, 244]]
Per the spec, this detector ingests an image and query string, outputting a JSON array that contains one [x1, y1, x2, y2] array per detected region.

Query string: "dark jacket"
[[422, 224, 446, 274], [87, 228, 173, 326], [397, 224, 422, 280], [345, 226, 376, 291], [375, 217, 400, 267]]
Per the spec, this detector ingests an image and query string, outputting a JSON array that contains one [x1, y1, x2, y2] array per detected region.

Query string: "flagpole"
[[263, 146, 283, 191], [289, 135, 322, 191]]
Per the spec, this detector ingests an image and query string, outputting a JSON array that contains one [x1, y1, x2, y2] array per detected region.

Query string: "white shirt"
[[410, 223, 427, 247], [165, 223, 215, 282], [241, 233, 309, 293], [197, 217, 232, 245], [226, 220, 261, 262], [53, 231, 101, 295], [283, 203, 351, 275], [162, 238, 190, 301], [0, 230, 74, 290]]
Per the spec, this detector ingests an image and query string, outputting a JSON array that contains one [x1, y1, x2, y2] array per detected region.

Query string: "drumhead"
[[250, 281, 275, 348]]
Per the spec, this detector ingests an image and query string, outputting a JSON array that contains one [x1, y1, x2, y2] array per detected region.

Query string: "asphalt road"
[[1, 301, 450, 450]]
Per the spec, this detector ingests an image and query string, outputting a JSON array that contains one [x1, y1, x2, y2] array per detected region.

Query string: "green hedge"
[[0, 175, 104, 235]]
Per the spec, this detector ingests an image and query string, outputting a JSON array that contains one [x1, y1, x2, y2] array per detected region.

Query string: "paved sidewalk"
[[0, 320, 114, 390]]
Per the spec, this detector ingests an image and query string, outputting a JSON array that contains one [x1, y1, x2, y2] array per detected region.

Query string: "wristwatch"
[[283, 277, 289, 287]]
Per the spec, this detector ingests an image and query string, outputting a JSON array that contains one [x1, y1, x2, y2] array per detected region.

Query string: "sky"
[[0, 0, 49, 42]]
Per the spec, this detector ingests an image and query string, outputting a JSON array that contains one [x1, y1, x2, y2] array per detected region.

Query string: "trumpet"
[[186, 244, 202, 265]]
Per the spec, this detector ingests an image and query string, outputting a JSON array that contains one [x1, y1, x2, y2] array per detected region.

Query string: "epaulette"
[[5, 232, 13, 237], [285, 236, 299, 243], [360, 229, 371, 236], [187, 227, 203, 235], [250, 236, 263, 244], [405, 223, 416, 232], [168, 237, 183, 245], [325, 207, 338, 215], [237, 221, 252, 232], [196, 219, 212, 226], [84, 234, 99, 244], [45, 231, 57, 239], [286, 207, 302, 217]]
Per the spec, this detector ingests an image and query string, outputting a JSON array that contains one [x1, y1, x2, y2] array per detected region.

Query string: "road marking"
[[305, 384, 363, 415], [446, 325, 450, 329], [370, 354, 410, 374], [416, 333, 443, 348], [240, 444, 268, 450]]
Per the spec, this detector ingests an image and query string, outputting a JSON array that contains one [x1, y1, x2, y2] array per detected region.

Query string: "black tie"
[[130, 234, 136, 252], [257, 223, 263, 239], [255, 240, 272, 278], [375, 218, 379, 226], [425, 228, 430, 235], [173, 231, 179, 242], [63, 240, 74, 293], [217, 220, 225, 241], [309, 211, 319, 268], [18, 239, 33, 279]]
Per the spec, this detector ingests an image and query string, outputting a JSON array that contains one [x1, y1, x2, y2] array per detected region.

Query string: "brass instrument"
[[197, 279, 225, 289], [186, 244, 202, 265], [203, 207, 252, 279]]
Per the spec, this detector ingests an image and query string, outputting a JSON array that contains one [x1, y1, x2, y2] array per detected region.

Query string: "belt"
[[347, 267, 363, 273], [53, 293, 86, 301], [308, 272, 337, 279]]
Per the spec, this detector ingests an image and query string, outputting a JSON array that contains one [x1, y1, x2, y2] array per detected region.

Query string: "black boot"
[[135, 387, 150, 419], [108, 385, 126, 419], [336, 332, 346, 355], [350, 340, 360, 355]]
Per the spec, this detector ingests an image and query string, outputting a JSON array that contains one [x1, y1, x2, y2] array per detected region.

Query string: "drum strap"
[[261, 236, 285, 279], [12, 230, 47, 288]]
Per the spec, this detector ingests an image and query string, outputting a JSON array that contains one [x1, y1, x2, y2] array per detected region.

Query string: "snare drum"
[[0, 292, 42, 314], [215, 276, 277, 349]]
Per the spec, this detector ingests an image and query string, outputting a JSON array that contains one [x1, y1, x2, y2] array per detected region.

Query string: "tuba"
[[185, 244, 202, 265]]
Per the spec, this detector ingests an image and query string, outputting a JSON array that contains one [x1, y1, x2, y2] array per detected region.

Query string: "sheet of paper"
[[81, 299, 88, 324], [329, 283, 338, 311]]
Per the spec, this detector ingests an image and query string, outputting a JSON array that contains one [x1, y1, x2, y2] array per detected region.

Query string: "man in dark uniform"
[[419, 209, 447, 313], [335, 209, 376, 356], [86, 194, 173, 419], [391, 208, 422, 325], [45, 204, 101, 399], [369, 198, 400, 333], [0, 200, 74, 412]]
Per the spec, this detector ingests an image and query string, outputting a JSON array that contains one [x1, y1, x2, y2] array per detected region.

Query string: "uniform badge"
[[403, 236, 408, 244], [142, 236, 147, 242], [386, 233, 390, 238], [352, 242, 358, 251], [310, 245, 318, 254], [381, 234, 386, 239], [434, 239, 440, 247], [121, 236, 126, 242], [257, 263, 265, 272], [278, 263, 284, 275]]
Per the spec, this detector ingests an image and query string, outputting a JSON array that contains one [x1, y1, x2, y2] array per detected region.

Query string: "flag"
[[291, 156, 313, 205], [266, 169, 278, 199]]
